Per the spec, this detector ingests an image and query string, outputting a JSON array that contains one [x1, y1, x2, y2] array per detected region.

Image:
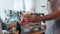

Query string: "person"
[[21, 10, 60, 34], [9, 0, 60, 34], [22, 0, 60, 34], [23, 10, 60, 23], [9, 10, 60, 34]]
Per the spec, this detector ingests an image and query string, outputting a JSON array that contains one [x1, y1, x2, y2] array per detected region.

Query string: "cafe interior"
[[0, 0, 58, 34]]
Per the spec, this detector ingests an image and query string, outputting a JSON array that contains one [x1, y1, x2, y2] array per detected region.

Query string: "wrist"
[[33, 16, 42, 22], [36, 16, 42, 21]]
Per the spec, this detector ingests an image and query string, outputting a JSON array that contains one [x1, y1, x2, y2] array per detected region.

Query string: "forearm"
[[37, 10, 60, 21]]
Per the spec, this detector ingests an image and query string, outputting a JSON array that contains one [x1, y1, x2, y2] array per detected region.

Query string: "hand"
[[8, 22, 17, 29], [21, 13, 38, 23]]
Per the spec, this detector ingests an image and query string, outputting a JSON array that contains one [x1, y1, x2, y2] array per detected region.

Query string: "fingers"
[[20, 13, 37, 25], [23, 15, 36, 23]]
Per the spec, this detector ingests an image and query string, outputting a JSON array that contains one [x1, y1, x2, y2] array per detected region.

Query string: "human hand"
[[21, 13, 39, 23], [8, 22, 17, 29]]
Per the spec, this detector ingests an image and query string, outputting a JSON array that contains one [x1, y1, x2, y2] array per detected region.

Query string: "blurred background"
[[0, 0, 55, 34]]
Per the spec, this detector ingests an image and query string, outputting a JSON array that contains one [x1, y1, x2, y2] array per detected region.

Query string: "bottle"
[[15, 22, 21, 34]]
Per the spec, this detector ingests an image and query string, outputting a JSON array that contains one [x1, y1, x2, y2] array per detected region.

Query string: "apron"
[[54, 18, 60, 34], [53, 0, 60, 34]]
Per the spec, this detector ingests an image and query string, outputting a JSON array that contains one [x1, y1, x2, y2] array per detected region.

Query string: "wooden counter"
[[32, 29, 45, 34], [21, 29, 45, 34]]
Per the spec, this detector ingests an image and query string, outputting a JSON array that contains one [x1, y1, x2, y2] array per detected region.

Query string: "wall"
[[0, 0, 14, 10], [0, 0, 14, 21], [13, 0, 34, 12], [33, 0, 49, 14]]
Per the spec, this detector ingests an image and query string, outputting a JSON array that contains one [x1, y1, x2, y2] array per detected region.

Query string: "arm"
[[36, 0, 59, 21], [36, 10, 60, 21]]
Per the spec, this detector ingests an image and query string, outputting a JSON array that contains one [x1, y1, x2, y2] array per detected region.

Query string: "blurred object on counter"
[[0, 18, 3, 34], [2, 30, 9, 34], [2, 23, 7, 30], [23, 28, 30, 32], [4, 10, 25, 23], [20, 12, 46, 34], [32, 29, 45, 34], [15, 22, 21, 34], [8, 22, 16, 34]]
